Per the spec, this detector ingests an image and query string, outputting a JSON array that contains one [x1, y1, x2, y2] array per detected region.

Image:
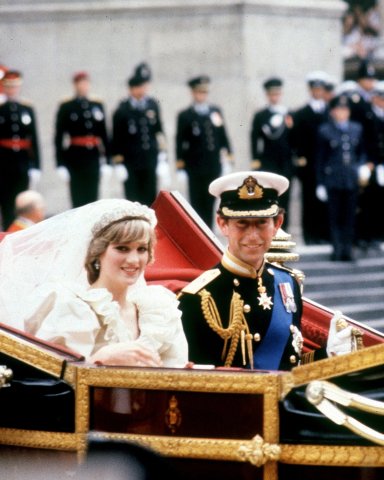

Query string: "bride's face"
[[98, 239, 150, 287]]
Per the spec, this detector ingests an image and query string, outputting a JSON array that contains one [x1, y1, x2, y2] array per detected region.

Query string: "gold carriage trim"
[[221, 204, 279, 218]]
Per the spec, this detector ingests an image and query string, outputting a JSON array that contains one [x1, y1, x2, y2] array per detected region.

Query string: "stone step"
[[288, 244, 384, 333]]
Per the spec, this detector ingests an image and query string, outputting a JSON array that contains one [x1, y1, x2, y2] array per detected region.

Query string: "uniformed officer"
[[250, 77, 294, 229], [54, 71, 110, 208], [0, 70, 41, 230], [349, 59, 377, 127], [315, 94, 367, 261], [112, 62, 166, 206], [291, 71, 330, 244], [355, 81, 384, 249], [175, 75, 233, 228], [178, 171, 354, 370]]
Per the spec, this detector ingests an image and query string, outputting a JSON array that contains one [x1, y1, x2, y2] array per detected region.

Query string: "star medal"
[[257, 277, 273, 310]]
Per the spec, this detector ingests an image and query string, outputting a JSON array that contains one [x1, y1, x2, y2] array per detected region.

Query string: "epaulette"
[[89, 95, 103, 103], [19, 98, 33, 107], [181, 268, 221, 295], [268, 262, 304, 283], [59, 96, 74, 104]]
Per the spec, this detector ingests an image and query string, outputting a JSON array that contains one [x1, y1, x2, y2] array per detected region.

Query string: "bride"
[[0, 198, 188, 368]]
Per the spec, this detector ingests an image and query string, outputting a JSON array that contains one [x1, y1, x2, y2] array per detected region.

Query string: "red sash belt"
[[70, 136, 101, 147], [0, 138, 32, 150]]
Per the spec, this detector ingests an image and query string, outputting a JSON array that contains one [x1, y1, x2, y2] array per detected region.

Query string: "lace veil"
[[0, 198, 157, 329]]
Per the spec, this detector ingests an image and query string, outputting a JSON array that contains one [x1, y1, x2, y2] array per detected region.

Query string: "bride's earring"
[[94, 260, 100, 271]]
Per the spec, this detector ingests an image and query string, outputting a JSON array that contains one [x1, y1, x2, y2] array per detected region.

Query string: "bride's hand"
[[89, 342, 162, 367]]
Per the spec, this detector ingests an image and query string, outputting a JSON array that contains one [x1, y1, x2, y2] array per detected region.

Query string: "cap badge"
[[238, 176, 264, 200]]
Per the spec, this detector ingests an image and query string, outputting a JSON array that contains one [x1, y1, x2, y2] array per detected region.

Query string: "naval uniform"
[[54, 96, 110, 208], [357, 104, 384, 245], [0, 99, 40, 229], [250, 105, 294, 228], [291, 101, 330, 244], [316, 118, 366, 260], [178, 254, 306, 371], [176, 104, 232, 227], [112, 96, 164, 206]]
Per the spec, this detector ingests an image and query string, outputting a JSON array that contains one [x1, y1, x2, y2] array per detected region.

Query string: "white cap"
[[209, 171, 289, 218]]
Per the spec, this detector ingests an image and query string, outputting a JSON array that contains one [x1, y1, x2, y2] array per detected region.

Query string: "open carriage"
[[0, 191, 383, 479]]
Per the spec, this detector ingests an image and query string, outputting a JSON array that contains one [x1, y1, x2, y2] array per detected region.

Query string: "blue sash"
[[252, 268, 293, 370]]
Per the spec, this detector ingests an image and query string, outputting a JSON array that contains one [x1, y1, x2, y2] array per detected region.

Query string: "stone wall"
[[0, 0, 346, 215]]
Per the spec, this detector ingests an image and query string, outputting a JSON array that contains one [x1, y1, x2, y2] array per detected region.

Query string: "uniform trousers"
[[327, 187, 358, 258], [0, 162, 29, 230], [124, 166, 157, 207], [68, 161, 100, 208], [187, 168, 220, 228]]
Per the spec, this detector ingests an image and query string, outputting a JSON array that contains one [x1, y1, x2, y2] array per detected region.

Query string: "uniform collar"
[[193, 102, 210, 115], [221, 249, 265, 279]]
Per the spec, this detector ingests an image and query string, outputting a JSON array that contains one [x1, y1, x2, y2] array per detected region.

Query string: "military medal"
[[279, 282, 297, 313]]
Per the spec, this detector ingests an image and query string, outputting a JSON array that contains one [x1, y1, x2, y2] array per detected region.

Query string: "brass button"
[[290, 355, 296, 364], [243, 304, 251, 313], [233, 278, 240, 287], [254, 333, 261, 342]]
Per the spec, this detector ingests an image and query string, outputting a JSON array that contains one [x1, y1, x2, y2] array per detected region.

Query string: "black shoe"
[[340, 253, 354, 262], [330, 252, 341, 261]]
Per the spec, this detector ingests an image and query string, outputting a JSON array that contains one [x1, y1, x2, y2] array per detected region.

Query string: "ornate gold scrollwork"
[[237, 434, 281, 467], [306, 380, 384, 446], [0, 365, 12, 388]]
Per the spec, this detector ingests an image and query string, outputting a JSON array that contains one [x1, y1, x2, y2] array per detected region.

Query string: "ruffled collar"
[[71, 285, 128, 343]]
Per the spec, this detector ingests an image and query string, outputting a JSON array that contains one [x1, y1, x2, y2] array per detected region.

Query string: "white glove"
[[221, 161, 233, 175], [316, 185, 328, 202], [100, 163, 113, 179], [358, 164, 372, 184], [114, 164, 128, 182], [376, 164, 384, 186], [28, 168, 41, 189], [326, 311, 353, 357], [56, 166, 70, 182], [176, 169, 188, 187], [156, 152, 171, 189]]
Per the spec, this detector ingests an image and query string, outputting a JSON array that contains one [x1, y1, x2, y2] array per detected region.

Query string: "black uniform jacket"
[[250, 107, 294, 178], [316, 120, 366, 190], [176, 105, 231, 173], [291, 104, 329, 175], [112, 97, 163, 169], [178, 261, 306, 371], [54, 96, 110, 167], [0, 99, 40, 171]]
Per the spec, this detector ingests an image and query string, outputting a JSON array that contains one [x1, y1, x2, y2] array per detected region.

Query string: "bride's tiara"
[[91, 200, 157, 236]]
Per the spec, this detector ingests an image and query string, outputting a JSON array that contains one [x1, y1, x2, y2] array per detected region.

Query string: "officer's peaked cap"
[[306, 70, 329, 88], [263, 77, 283, 91], [329, 94, 351, 110], [188, 75, 210, 91], [209, 171, 289, 219]]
